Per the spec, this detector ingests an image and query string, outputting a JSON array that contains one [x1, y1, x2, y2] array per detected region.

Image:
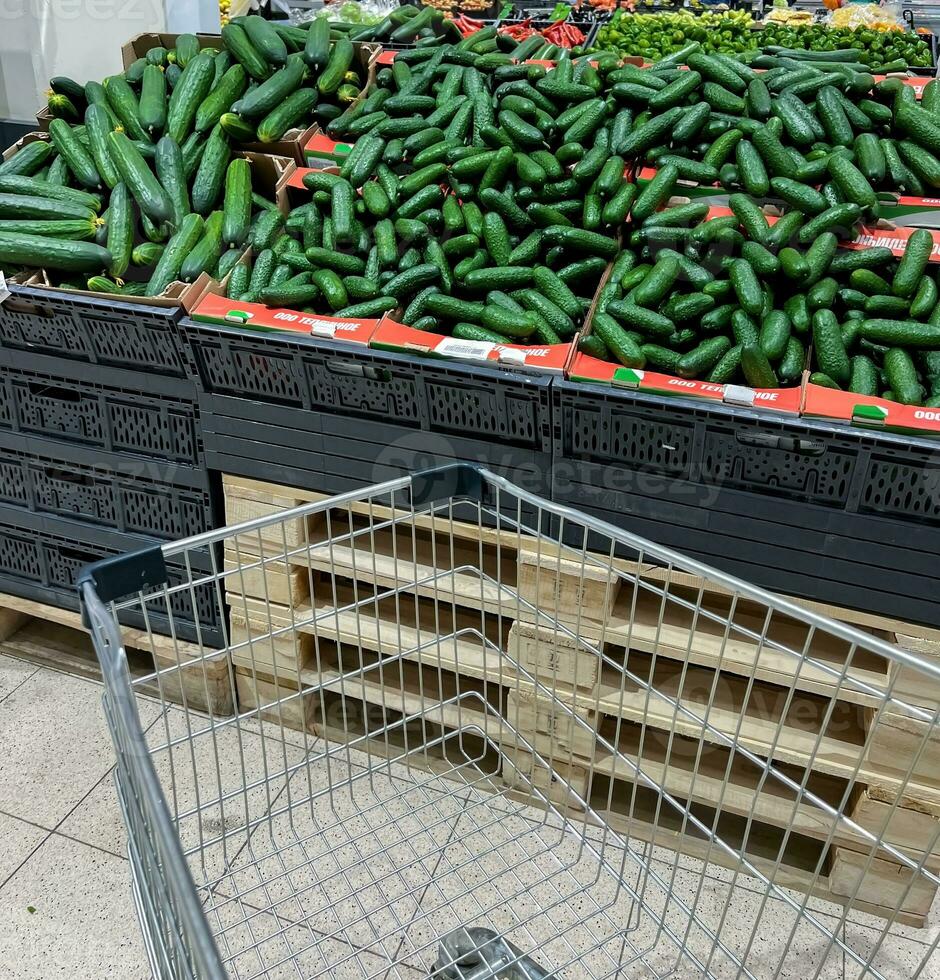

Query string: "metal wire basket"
[[80, 464, 940, 979]]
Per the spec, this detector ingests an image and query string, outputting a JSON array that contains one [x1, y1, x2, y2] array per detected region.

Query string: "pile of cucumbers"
[[0, 15, 374, 295], [591, 209, 940, 405], [574, 42, 940, 402], [227, 31, 624, 338]]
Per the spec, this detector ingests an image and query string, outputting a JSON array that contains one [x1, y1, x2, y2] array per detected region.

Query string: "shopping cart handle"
[[411, 463, 486, 507], [77, 545, 168, 610]]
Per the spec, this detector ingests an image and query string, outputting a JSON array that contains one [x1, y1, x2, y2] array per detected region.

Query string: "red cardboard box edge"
[[565, 351, 803, 414], [190, 291, 379, 344], [372, 316, 572, 374], [803, 383, 940, 436]]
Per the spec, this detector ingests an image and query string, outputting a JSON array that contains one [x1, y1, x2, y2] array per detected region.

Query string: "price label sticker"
[[435, 337, 494, 361], [0, 270, 9, 304]]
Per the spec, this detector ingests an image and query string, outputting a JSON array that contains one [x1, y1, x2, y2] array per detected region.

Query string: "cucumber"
[[311, 268, 349, 310], [0, 218, 96, 239], [166, 54, 216, 143], [631, 164, 678, 224], [304, 17, 331, 69], [729, 258, 763, 316], [0, 140, 52, 177], [221, 157, 251, 248], [84, 104, 120, 190], [220, 112, 257, 142], [884, 348, 921, 405], [532, 265, 582, 321], [235, 54, 305, 120], [0, 174, 100, 212], [735, 140, 769, 197], [813, 309, 851, 384], [769, 177, 826, 216], [154, 136, 190, 229], [860, 319, 940, 347], [592, 312, 645, 368], [107, 131, 173, 225], [132, 241, 164, 267], [759, 310, 791, 361], [222, 23, 272, 82], [304, 247, 365, 276], [180, 210, 224, 281], [146, 212, 204, 295], [740, 343, 778, 388], [105, 182, 134, 278], [319, 39, 355, 96], [139, 65, 167, 136], [173, 34, 200, 69], [687, 52, 746, 94], [262, 87, 318, 146], [633, 254, 680, 307], [196, 64, 248, 132], [796, 203, 862, 245], [480, 305, 538, 338], [103, 75, 149, 142], [241, 14, 289, 66], [48, 118, 100, 190], [0, 231, 110, 272], [607, 301, 674, 338], [541, 225, 618, 259], [893, 228, 933, 299], [191, 124, 231, 215], [816, 86, 853, 148], [828, 154, 876, 210], [677, 336, 731, 378]]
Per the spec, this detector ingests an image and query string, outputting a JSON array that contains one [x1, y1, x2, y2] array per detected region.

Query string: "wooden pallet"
[[0, 592, 234, 716], [221, 475, 926, 713], [221, 474, 940, 925]]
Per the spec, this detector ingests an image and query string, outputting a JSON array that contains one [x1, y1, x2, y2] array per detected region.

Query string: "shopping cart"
[[80, 464, 940, 980]]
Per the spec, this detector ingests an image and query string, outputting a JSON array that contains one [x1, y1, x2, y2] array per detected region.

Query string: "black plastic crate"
[[551, 380, 940, 628], [0, 351, 203, 468], [0, 431, 219, 541], [182, 320, 554, 503], [0, 507, 223, 645], [0, 284, 190, 377]]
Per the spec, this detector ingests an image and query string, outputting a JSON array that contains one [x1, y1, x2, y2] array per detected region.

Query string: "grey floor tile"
[[0, 831, 149, 980], [55, 770, 127, 858], [0, 812, 47, 886], [0, 668, 160, 828], [0, 652, 37, 703]]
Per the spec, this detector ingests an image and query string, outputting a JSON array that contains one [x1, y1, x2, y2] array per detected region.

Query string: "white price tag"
[[435, 337, 494, 361], [723, 384, 756, 406], [310, 320, 338, 338], [0, 270, 10, 304]]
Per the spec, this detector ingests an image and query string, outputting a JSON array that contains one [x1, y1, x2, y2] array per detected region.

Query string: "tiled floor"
[[2, 649, 940, 979]]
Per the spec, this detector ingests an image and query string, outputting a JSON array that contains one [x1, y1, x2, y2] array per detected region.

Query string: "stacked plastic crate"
[[0, 286, 224, 645]]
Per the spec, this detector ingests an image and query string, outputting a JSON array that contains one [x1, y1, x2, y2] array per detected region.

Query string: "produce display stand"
[[10, 17, 940, 957]]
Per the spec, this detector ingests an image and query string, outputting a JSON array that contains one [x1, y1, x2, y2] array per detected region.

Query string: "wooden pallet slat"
[[0, 592, 234, 716]]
